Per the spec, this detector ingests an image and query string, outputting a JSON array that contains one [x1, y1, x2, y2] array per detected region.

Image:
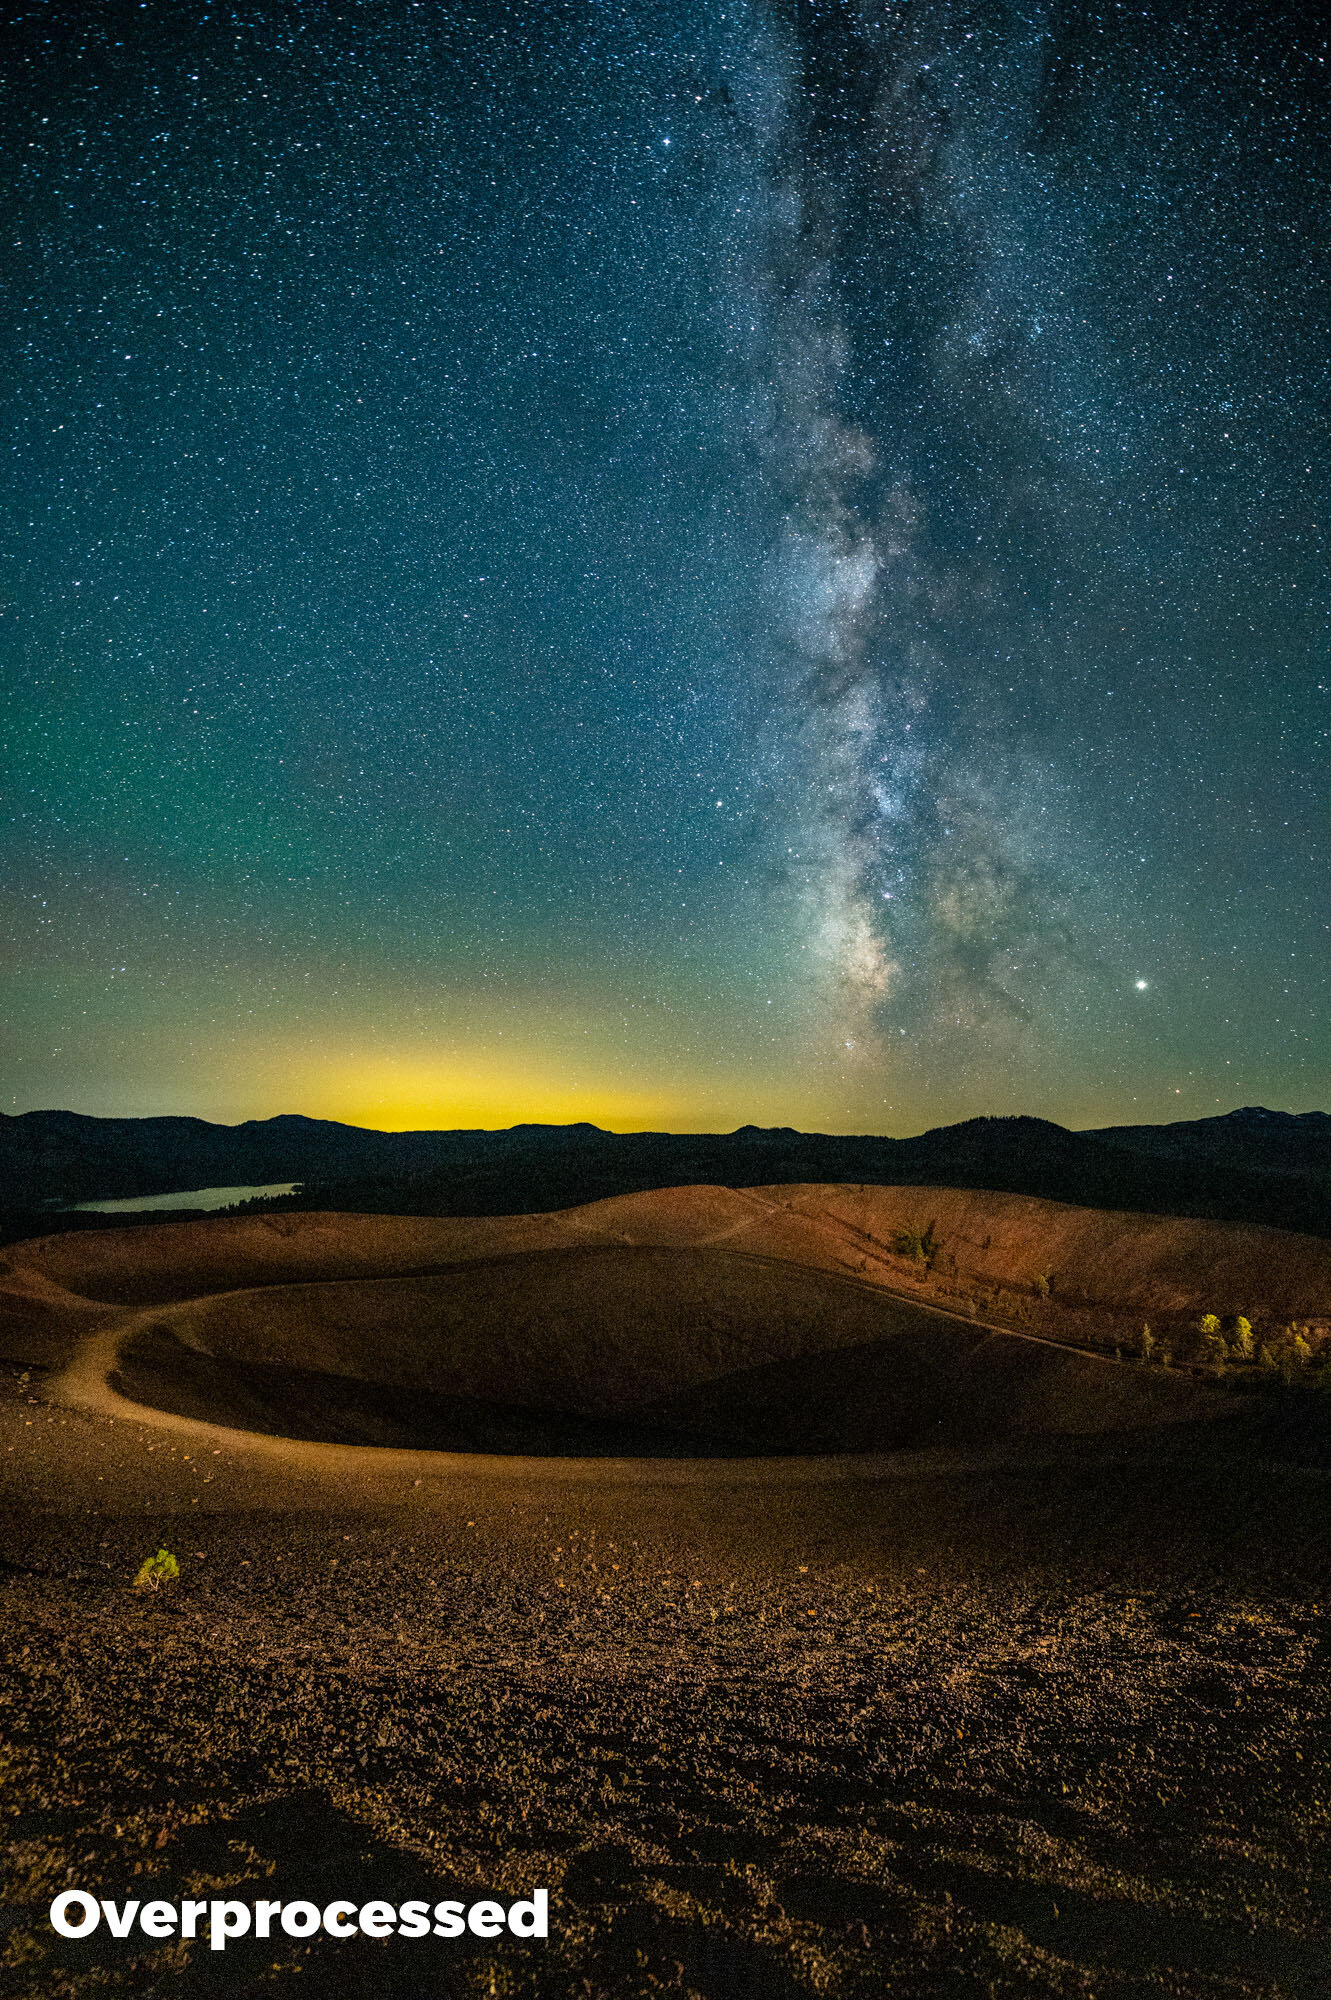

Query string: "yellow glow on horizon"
[[297, 1054, 681, 1133]]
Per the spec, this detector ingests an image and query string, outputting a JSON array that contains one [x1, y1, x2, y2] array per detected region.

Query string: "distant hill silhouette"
[[1, 1105, 1326, 1243], [1087, 1106, 1331, 1177]]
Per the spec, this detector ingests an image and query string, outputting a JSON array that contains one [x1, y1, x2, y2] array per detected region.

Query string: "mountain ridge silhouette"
[[2, 1105, 1326, 1241]]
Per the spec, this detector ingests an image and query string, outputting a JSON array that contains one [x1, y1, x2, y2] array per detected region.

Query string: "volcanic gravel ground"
[[3, 1453, 1330, 1999]]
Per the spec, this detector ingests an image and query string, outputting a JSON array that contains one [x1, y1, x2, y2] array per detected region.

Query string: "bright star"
[[1135, 979, 1148, 991]]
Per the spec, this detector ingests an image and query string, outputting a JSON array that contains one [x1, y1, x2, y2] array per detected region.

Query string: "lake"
[[71, 1182, 298, 1214]]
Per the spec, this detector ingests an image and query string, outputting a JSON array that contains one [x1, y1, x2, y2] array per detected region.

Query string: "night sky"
[[3, 0, 1327, 1135]]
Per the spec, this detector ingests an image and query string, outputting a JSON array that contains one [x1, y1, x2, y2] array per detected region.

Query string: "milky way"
[[738, 0, 1326, 1103], [751, 3, 1087, 1065], [1, 0, 1325, 1130]]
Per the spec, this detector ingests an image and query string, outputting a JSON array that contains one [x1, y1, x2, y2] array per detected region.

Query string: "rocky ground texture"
[[3, 1412, 1329, 1998]]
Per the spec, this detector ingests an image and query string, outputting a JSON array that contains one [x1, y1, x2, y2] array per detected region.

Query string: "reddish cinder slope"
[[6, 1180, 1322, 1502], [759, 1184, 1331, 1318]]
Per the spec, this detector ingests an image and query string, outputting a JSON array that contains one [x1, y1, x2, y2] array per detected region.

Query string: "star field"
[[2, 0, 1326, 1132]]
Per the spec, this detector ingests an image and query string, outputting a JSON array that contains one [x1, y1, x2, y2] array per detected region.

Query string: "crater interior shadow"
[[111, 1326, 770, 1457]]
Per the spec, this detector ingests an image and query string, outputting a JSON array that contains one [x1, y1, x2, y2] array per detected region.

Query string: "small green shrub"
[[1031, 1271, 1051, 1299], [133, 1548, 180, 1593], [1233, 1316, 1254, 1362], [1139, 1323, 1155, 1363], [891, 1221, 940, 1264]]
